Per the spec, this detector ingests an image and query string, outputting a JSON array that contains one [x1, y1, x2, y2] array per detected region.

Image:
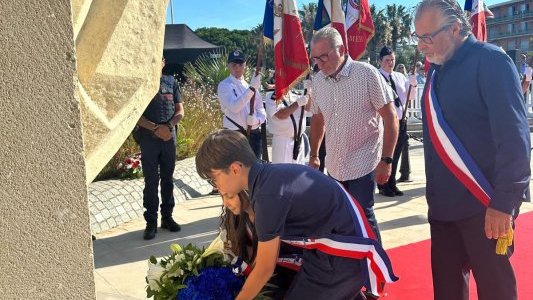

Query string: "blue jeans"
[[138, 129, 176, 224], [339, 171, 382, 245]]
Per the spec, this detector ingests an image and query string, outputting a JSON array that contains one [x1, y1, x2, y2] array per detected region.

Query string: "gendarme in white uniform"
[[265, 91, 308, 164]]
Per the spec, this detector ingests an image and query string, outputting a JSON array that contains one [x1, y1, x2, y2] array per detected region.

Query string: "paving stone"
[[94, 213, 105, 223], [107, 218, 117, 228], [101, 210, 111, 220]]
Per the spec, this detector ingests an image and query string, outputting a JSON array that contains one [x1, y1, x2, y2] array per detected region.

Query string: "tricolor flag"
[[345, 0, 375, 60], [464, 0, 487, 41], [314, 0, 348, 48], [263, 0, 310, 102]]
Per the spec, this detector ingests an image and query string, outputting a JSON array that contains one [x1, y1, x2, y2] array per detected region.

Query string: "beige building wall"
[[0, 0, 168, 298]]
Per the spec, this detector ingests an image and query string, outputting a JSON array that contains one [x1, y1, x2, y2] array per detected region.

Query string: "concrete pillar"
[[0, 0, 168, 297]]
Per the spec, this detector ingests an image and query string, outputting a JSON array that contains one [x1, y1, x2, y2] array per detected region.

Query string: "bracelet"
[[310, 155, 319, 158], [152, 124, 159, 131]]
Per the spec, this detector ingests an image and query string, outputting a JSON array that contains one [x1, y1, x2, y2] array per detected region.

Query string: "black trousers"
[[399, 133, 410, 179], [430, 213, 517, 300], [138, 130, 176, 224], [381, 120, 408, 189]]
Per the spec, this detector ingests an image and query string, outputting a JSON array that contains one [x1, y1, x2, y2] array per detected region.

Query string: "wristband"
[[310, 155, 319, 158]]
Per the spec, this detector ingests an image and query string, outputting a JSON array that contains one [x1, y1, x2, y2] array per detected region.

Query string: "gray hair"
[[311, 27, 344, 49], [415, 0, 472, 37]]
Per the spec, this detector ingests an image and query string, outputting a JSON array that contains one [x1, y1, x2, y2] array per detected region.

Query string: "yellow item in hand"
[[496, 227, 514, 255]]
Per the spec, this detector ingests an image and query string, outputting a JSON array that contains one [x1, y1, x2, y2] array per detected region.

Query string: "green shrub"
[[176, 81, 223, 159]]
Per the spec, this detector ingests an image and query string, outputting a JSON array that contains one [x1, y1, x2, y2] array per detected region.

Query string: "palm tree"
[[299, 3, 318, 46], [384, 4, 413, 50], [367, 4, 392, 65]]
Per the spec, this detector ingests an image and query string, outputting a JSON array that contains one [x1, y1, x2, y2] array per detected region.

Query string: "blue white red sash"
[[423, 69, 494, 206], [281, 182, 398, 297]]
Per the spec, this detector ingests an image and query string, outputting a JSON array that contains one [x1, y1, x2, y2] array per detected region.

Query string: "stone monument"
[[0, 0, 168, 297]]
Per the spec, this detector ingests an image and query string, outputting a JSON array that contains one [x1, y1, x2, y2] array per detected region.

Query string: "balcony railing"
[[487, 10, 533, 24], [489, 28, 533, 39]]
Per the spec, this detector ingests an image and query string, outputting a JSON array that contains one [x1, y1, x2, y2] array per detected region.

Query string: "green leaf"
[[149, 256, 158, 264]]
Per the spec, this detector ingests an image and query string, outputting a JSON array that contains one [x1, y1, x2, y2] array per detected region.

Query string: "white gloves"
[[303, 79, 312, 97], [409, 74, 417, 86], [525, 67, 532, 81], [296, 95, 308, 107], [250, 75, 261, 90], [247, 115, 259, 126]]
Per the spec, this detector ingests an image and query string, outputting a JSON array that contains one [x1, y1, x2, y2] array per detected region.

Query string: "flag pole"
[[401, 49, 419, 122], [170, 0, 174, 24], [247, 38, 264, 138]]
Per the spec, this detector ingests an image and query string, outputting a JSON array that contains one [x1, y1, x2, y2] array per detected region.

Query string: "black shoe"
[[161, 217, 181, 232], [397, 176, 413, 183], [143, 223, 157, 240], [391, 186, 404, 196], [378, 186, 395, 197]]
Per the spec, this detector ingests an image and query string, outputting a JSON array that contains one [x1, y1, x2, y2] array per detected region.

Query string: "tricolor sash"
[[423, 69, 494, 207], [281, 182, 398, 297]]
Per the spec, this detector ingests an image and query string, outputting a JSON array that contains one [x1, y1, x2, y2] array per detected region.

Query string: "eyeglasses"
[[311, 47, 339, 64], [207, 169, 226, 188], [411, 24, 451, 44]]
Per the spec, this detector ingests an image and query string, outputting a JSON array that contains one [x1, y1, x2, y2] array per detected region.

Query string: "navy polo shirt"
[[248, 162, 357, 242], [422, 35, 531, 221]]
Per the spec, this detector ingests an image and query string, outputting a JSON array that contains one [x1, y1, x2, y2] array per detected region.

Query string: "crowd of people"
[[134, 0, 533, 299]]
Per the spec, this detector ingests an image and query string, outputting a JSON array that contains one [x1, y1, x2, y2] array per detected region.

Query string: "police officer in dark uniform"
[[136, 57, 184, 240]]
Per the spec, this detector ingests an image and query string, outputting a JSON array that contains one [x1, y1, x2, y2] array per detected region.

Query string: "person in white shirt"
[[377, 46, 417, 197], [265, 86, 310, 164], [217, 50, 267, 159]]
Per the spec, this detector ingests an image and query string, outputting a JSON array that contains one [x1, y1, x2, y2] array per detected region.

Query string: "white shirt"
[[311, 58, 394, 181], [217, 75, 266, 130], [265, 91, 307, 138], [379, 69, 411, 119]]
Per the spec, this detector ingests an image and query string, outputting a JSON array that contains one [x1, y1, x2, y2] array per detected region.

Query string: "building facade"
[[488, 0, 533, 57]]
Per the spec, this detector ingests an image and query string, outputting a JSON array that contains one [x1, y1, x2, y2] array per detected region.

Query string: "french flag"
[[464, 0, 488, 42], [345, 0, 374, 60], [263, 0, 310, 102], [314, 0, 348, 48]]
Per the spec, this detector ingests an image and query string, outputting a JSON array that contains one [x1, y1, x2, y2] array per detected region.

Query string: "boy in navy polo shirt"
[[195, 129, 397, 300]]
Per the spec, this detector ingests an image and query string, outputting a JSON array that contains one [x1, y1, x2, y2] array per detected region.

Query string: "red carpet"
[[383, 211, 533, 299]]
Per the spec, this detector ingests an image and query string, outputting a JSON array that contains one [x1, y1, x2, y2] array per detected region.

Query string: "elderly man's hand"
[[375, 161, 391, 185], [308, 156, 320, 169], [485, 207, 513, 239]]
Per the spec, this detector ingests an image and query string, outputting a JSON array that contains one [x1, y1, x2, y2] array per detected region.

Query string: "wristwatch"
[[380, 156, 393, 164]]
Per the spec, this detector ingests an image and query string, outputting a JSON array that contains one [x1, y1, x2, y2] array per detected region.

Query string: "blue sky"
[[165, 0, 507, 30]]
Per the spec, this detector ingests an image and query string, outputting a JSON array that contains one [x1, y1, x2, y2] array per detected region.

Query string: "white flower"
[[195, 257, 202, 265], [146, 261, 165, 292], [202, 234, 225, 258], [170, 244, 182, 254], [185, 250, 195, 256]]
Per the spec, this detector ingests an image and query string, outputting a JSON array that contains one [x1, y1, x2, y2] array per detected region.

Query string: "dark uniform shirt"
[[422, 35, 531, 221], [142, 75, 181, 124], [248, 162, 357, 242]]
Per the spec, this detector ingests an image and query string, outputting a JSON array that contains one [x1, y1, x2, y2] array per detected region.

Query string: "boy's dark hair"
[[196, 129, 257, 179]]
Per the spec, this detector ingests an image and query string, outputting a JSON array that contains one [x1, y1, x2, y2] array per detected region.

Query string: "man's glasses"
[[311, 47, 339, 64], [411, 24, 451, 44], [206, 169, 226, 188]]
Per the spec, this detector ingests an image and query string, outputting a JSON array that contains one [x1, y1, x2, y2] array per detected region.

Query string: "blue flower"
[[177, 267, 244, 300]]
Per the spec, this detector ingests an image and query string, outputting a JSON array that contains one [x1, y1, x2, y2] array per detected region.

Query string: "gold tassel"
[[495, 227, 514, 255]]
